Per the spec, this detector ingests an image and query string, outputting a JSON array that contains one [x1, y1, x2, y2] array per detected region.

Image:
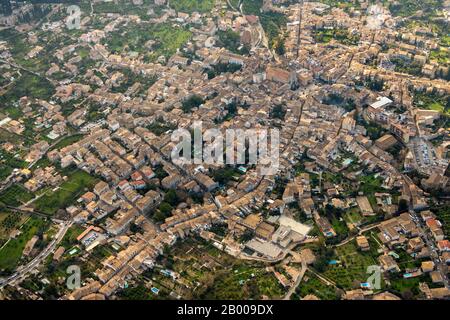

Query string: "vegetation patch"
[[292, 270, 340, 300], [0, 185, 34, 207], [32, 170, 98, 215], [170, 0, 215, 13], [0, 216, 48, 274]]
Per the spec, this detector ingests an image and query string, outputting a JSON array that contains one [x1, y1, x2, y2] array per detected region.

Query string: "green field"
[[60, 225, 84, 250], [317, 0, 360, 10], [389, 0, 442, 17], [50, 134, 85, 152], [430, 47, 450, 66], [313, 26, 360, 46], [104, 22, 191, 63], [0, 71, 55, 108], [170, 0, 215, 13], [0, 216, 47, 273], [414, 91, 449, 116], [0, 211, 27, 239], [322, 238, 382, 290], [292, 271, 340, 300], [428, 102, 446, 114], [0, 185, 34, 207], [32, 170, 98, 215], [358, 174, 384, 195], [150, 237, 284, 300], [388, 274, 427, 298], [199, 261, 284, 300], [0, 149, 27, 180], [343, 208, 363, 226]]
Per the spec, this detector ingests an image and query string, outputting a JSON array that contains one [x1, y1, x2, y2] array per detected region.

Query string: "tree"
[[244, 279, 261, 299], [182, 95, 204, 113], [401, 289, 414, 300], [164, 189, 179, 206], [159, 202, 173, 217], [211, 167, 236, 185], [130, 223, 143, 234], [217, 29, 241, 54], [270, 104, 286, 120], [43, 284, 58, 299], [313, 247, 334, 273], [226, 101, 238, 116], [274, 36, 286, 55], [239, 229, 254, 243], [397, 199, 409, 214], [153, 210, 167, 223], [313, 258, 328, 273]]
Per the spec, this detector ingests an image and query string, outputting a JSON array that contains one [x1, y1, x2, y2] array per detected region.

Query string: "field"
[[0, 72, 54, 105], [0, 149, 27, 180], [0, 211, 27, 239], [0, 216, 48, 273], [90, 0, 152, 17], [200, 262, 284, 299], [50, 134, 85, 152], [0, 29, 31, 62], [144, 237, 284, 300], [0, 128, 28, 146], [241, 0, 287, 50], [60, 225, 84, 250], [317, 0, 360, 10], [388, 274, 428, 298], [104, 22, 191, 63], [358, 174, 384, 195], [413, 91, 449, 116], [430, 47, 450, 66], [32, 170, 98, 215], [0, 185, 34, 207], [389, 0, 442, 17], [321, 236, 382, 290], [292, 270, 340, 300], [314, 28, 360, 46], [343, 208, 363, 226], [170, 0, 215, 13]]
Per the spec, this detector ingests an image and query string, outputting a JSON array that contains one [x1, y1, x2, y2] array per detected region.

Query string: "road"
[[5, 206, 52, 221], [283, 260, 307, 300], [0, 220, 72, 289]]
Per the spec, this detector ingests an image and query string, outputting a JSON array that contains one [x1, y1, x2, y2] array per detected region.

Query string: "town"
[[0, 0, 448, 301]]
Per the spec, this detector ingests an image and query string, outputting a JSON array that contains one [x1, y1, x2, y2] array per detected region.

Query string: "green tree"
[[164, 189, 179, 206], [159, 202, 173, 217]]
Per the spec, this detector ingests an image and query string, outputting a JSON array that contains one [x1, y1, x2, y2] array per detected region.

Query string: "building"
[[356, 235, 370, 251], [266, 66, 299, 89], [379, 254, 400, 272]]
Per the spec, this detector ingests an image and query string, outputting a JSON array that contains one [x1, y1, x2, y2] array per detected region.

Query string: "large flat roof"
[[278, 216, 312, 236], [246, 239, 283, 259], [370, 96, 393, 109]]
